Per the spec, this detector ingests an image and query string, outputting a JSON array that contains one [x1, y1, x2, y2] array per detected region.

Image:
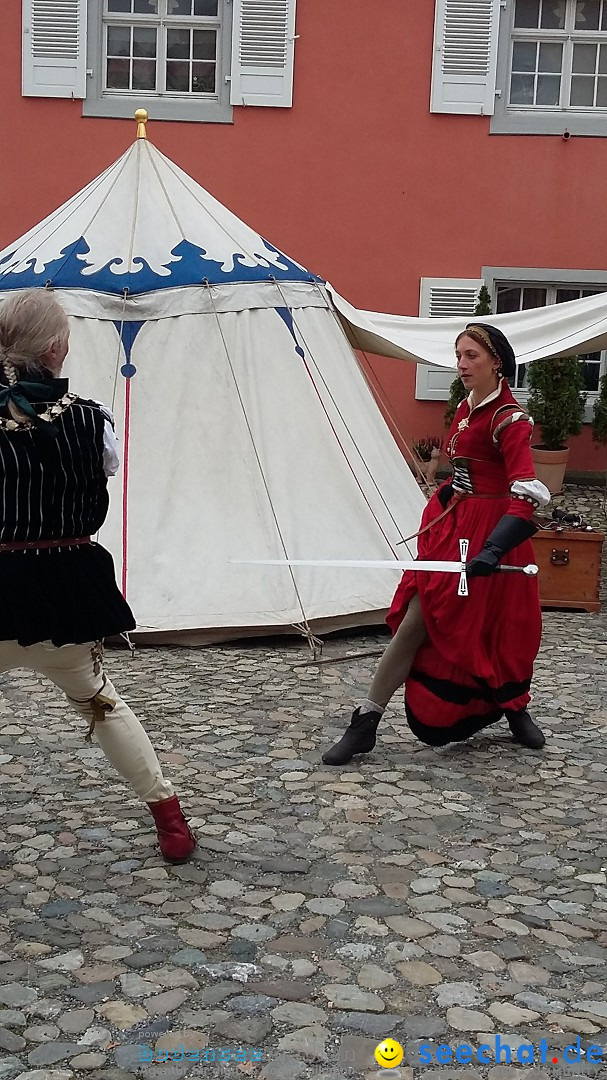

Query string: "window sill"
[[490, 109, 607, 136], [82, 94, 233, 123]]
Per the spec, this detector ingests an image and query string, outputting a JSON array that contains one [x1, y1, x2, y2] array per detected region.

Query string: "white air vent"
[[427, 286, 482, 318], [443, 0, 494, 75], [32, 1, 81, 58], [239, 1, 289, 68]]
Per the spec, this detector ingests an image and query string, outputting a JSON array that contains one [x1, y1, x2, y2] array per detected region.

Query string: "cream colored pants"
[[0, 640, 173, 803]]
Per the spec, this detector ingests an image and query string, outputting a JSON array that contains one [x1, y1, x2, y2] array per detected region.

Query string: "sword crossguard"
[[458, 539, 469, 596]]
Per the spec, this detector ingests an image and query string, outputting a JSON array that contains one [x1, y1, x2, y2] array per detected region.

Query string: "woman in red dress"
[[323, 323, 550, 766]]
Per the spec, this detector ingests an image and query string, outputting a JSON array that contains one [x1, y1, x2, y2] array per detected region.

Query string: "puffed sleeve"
[[91, 400, 120, 477], [492, 409, 550, 520]]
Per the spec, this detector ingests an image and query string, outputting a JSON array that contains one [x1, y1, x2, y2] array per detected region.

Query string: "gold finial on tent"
[[135, 109, 148, 139]]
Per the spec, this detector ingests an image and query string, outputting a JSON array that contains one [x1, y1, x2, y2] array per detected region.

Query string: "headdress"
[[464, 323, 516, 379]]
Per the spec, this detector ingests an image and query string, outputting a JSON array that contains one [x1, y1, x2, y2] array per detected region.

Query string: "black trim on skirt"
[[406, 704, 504, 746], [403, 666, 531, 746], [409, 669, 531, 706]]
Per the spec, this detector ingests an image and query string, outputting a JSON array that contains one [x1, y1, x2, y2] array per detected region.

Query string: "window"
[[103, 0, 220, 97], [492, 0, 607, 134], [84, 0, 231, 120], [495, 281, 607, 397], [510, 0, 607, 109]]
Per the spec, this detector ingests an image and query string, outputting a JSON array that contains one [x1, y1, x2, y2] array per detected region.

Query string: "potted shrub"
[[592, 371, 607, 508], [444, 370, 467, 430], [592, 371, 607, 446], [526, 355, 586, 494], [444, 284, 492, 428]]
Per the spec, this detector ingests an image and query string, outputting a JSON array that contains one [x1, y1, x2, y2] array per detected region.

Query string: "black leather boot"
[[322, 707, 382, 766], [506, 709, 545, 749]]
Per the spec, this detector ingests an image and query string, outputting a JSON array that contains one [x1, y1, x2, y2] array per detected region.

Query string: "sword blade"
[[233, 558, 463, 572], [232, 559, 539, 576]]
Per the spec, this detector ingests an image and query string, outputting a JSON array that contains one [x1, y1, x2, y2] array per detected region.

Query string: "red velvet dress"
[[388, 380, 543, 743]]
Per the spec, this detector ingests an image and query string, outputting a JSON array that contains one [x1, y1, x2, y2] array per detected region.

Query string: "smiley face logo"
[[374, 1039, 404, 1068]]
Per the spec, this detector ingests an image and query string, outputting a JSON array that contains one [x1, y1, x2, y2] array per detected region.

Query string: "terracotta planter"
[[531, 446, 569, 495]]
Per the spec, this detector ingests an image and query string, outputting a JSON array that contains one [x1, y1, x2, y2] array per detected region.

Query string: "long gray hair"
[[0, 289, 69, 385]]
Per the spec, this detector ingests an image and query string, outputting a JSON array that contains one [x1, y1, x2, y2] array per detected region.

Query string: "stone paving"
[[1, 486, 607, 1080]]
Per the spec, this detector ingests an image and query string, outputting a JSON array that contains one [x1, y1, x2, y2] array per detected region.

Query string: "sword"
[[232, 540, 539, 600], [234, 565, 535, 574], [234, 559, 538, 573]]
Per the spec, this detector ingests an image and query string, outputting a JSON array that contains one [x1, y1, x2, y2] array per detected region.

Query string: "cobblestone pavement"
[[1, 487, 607, 1080]]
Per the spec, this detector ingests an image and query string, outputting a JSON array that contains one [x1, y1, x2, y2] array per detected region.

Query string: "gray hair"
[[0, 289, 69, 384]]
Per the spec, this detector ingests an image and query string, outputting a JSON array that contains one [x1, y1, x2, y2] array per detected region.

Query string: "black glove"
[[466, 514, 538, 578], [436, 482, 453, 510]]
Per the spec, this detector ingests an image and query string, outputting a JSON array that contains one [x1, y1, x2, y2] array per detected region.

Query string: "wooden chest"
[[531, 525, 605, 613]]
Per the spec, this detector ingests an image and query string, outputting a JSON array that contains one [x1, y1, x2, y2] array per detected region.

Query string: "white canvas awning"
[[329, 284, 607, 369]]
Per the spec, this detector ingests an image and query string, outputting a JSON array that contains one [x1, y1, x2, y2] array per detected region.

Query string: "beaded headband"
[[464, 325, 502, 366]]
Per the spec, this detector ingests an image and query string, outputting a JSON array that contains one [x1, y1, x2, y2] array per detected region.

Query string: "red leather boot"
[[147, 795, 197, 863]]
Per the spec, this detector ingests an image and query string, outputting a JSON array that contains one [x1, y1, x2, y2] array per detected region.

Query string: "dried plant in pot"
[[411, 436, 443, 485]]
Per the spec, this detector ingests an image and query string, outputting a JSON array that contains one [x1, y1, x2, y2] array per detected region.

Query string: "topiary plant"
[[526, 355, 586, 450], [475, 283, 492, 317], [592, 373, 607, 511], [592, 372, 607, 446], [444, 284, 492, 428]]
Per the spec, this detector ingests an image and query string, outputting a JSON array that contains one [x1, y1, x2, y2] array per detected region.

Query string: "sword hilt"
[[496, 563, 539, 575]]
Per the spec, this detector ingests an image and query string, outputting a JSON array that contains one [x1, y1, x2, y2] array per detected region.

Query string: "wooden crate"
[[531, 525, 604, 613]]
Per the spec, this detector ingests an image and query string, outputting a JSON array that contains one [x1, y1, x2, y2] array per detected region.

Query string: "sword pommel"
[[495, 563, 539, 575]]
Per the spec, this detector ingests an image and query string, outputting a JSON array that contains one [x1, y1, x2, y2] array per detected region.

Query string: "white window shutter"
[[22, 0, 88, 99], [415, 277, 484, 401], [230, 0, 297, 107], [430, 0, 500, 115]]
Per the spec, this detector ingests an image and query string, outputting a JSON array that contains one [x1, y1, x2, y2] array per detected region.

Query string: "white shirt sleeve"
[[92, 400, 120, 477], [511, 478, 551, 508]]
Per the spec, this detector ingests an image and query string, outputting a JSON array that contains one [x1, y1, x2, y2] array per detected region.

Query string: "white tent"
[[0, 123, 427, 644]]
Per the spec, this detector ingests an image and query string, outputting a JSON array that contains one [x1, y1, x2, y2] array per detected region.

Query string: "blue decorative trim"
[[0, 238, 324, 295], [275, 307, 306, 360], [113, 320, 144, 379]]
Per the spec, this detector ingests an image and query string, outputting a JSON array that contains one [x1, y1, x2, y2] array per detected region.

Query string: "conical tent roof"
[[0, 122, 426, 644], [0, 136, 319, 296], [5, 132, 607, 366]]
